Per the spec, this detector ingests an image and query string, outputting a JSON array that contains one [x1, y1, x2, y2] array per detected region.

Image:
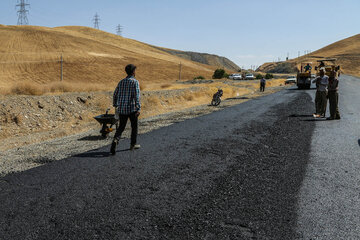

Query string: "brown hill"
[[257, 34, 360, 76], [0, 25, 235, 90], [155, 48, 240, 72]]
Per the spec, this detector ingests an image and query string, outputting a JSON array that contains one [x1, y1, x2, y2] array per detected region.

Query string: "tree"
[[212, 69, 226, 79]]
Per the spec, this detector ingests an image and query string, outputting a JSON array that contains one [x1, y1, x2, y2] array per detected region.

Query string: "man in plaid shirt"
[[111, 64, 141, 155]]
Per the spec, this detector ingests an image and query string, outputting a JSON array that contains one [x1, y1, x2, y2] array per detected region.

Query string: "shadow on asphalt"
[[358, 139, 360, 146], [289, 114, 314, 118], [287, 88, 316, 91], [226, 97, 250, 100], [75, 148, 130, 158], [302, 118, 327, 122], [78, 135, 106, 141]]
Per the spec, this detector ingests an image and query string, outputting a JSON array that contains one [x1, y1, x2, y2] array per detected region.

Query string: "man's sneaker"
[[326, 117, 335, 120], [335, 116, 341, 120], [130, 144, 141, 150], [110, 140, 118, 155]]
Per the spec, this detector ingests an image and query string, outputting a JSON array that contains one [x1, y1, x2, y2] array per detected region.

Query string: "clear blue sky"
[[1, 0, 360, 69]]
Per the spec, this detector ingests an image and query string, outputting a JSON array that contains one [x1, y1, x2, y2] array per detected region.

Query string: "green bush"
[[212, 68, 226, 79], [256, 74, 263, 79], [223, 73, 229, 79], [265, 73, 274, 79], [193, 76, 205, 80]]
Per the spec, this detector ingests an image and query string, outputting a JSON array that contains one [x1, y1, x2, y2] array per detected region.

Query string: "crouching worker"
[[327, 71, 341, 120], [110, 64, 141, 155]]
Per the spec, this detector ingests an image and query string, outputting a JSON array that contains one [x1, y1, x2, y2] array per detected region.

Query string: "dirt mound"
[[0, 25, 228, 89], [257, 34, 360, 76]]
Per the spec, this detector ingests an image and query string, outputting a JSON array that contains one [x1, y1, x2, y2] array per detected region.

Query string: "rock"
[[37, 101, 44, 109], [77, 97, 87, 104]]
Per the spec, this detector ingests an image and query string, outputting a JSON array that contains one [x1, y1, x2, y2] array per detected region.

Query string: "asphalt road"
[[0, 76, 358, 239], [296, 75, 360, 239]]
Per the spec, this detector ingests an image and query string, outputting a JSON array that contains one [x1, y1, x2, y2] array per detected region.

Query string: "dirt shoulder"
[[0, 82, 287, 177]]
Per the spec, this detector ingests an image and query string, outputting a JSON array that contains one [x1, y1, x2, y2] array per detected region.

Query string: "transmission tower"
[[16, 0, 30, 25], [116, 24, 123, 36], [93, 13, 100, 29]]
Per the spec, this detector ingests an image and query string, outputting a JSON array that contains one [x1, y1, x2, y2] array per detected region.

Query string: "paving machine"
[[296, 62, 313, 89], [314, 58, 341, 78]]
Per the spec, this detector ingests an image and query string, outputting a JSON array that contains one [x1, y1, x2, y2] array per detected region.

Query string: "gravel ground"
[[0, 88, 315, 239]]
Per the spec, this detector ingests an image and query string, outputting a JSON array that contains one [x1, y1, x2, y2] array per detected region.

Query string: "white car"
[[244, 73, 255, 80], [285, 76, 296, 84], [229, 74, 242, 80]]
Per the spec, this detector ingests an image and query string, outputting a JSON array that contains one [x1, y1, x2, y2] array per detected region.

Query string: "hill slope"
[[0, 25, 236, 88], [257, 34, 360, 76], [156, 48, 240, 72]]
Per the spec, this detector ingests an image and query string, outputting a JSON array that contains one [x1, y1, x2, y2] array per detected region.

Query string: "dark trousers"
[[113, 112, 138, 145], [328, 91, 340, 118], [260, 83, 265, 92]]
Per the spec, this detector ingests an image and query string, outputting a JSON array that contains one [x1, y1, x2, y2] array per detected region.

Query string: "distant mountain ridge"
[[157, 48, 240, 72]]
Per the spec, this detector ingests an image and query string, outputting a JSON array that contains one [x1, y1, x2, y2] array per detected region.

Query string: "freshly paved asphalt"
[[0, 76, 359, 239], [296, 75, 360, 239]]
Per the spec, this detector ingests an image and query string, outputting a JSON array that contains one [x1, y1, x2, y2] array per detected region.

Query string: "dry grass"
[[160, 83, 172, 89], [1, 81, 111, 96], [0, 25, 220, 88]]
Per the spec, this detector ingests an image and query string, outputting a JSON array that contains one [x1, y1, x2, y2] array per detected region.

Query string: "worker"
[[312, 68, 328, 118], [304, 63, 312, 72], [111, 64, 141, 155], [260, 78, 266, 92], [327, 70, 341, 120]]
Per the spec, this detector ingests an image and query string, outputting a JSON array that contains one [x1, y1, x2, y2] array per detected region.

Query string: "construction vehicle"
[[314, 58, 341, 78], [296, 62, 312, 89]]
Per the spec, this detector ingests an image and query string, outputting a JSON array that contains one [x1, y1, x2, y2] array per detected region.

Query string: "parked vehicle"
[[285, 76, 296, 84], [244, 73, 255, 80], [229, 73, 242, 80], [297, 62, 312, 89]]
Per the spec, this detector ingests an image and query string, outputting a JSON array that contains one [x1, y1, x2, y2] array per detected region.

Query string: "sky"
[[1, 0, 360, 69]]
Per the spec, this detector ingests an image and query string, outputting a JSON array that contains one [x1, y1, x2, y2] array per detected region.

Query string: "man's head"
[[125, 64, 137, 76], [319, 67, 325, 76]]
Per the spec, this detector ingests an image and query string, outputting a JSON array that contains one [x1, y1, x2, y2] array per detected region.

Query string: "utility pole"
[[116, 24, 123, 36], [16, 0, 30, 25], [179, 62, 182, 81], [60, 54, 63, 81], [93, 13, 100, 29]]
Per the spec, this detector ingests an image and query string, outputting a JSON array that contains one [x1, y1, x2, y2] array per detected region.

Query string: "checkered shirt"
[[113, 76, 141, 115]]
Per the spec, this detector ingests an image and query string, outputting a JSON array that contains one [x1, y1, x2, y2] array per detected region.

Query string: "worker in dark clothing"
[[304, 63, 312, 72], [260, 78, 266, 92], [327, 71, 341, 120]]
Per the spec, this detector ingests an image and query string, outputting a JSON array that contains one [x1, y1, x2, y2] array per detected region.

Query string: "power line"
[[93, 13, 100, 29], [116, 24, 123, 36], [16, 0, 30, 25]]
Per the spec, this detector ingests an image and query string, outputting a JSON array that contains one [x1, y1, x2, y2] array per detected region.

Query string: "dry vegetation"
[[0, 25, 223, 90]]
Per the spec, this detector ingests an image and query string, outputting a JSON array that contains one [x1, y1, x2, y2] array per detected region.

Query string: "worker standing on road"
[[110, 64, 141, 155], [312, 68, 328, 118], [260, 78, 266, 92], [327, 71, 341, 120]]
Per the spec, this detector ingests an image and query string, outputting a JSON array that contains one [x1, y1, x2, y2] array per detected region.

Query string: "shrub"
[[212, 68, 226, 79], [193, 76, 205, 80], [256, 74, 263, 79], [223, 73, 229, 79], [265, 73, 274, 79]]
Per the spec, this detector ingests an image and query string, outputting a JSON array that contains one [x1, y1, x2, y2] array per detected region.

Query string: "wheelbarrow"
[[94, 108, 119, 138]]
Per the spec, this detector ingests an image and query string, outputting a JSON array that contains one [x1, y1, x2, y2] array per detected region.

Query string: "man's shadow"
[[75, 148, 131, 158], [358, 139, 360, 147]]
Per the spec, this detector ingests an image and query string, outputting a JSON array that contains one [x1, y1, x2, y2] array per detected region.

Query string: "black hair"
[[125, 64, 137, 76]]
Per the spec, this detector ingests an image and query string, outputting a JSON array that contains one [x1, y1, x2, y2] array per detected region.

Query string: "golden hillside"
[[258, 34, 360, 76], [0, 25, 232, 89]]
